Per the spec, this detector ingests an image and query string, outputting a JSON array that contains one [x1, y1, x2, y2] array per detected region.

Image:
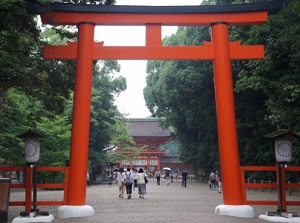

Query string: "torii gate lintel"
[[44, 39, 264, 60]]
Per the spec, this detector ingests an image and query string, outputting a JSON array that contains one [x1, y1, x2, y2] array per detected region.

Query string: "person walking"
[[87, 172, 91, 188], [181, 168, 188, 188], [137, 168, 147, 199], [107, 170, 112, 187], [116, 167, 125, 198], [216, 170, 222, 194], [165, 170, 170, 186], [209, 170, 217, 190], [132, 169, 138, 191], [175, 168, 179, 182], [124, 167, 133, 199], [155, 169, 161, 185]]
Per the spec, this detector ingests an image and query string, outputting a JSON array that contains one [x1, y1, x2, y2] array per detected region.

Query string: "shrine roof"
[[160, 155, 182, 164], [127, 119, 171, 137], [264, 129, 300, 139]]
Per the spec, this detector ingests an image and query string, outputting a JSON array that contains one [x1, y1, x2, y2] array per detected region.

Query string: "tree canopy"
[[144, 0, 300, 175], [0, 0, 133, 183]]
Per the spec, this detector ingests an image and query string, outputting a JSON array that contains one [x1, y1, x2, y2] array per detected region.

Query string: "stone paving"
[[7, 178, 300, 223]]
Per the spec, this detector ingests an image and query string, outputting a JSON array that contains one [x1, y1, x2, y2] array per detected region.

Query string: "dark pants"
[[156, 177, 160, 185], [182, 178, 187, 187], [126, 183, 132, 194]]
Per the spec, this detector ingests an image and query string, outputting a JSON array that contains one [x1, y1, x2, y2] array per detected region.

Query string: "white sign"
[[25, 139, 40, 163]]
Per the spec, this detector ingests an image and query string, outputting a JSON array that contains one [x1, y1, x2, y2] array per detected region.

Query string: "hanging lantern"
[[18, 129, 46, 163]]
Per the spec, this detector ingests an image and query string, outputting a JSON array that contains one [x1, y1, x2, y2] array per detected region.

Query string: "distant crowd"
[[87, 167, 222, 200]]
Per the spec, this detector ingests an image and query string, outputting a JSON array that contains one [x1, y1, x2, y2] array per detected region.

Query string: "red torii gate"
[[40, 1, 283, 218]]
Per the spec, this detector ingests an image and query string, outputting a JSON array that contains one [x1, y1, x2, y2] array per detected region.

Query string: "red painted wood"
[[44, 41, 263, 60], [39, 4, 276, 209], [41, 11, 267, 26], [67, 22, 95, 205], [212, 23, 244, 205]]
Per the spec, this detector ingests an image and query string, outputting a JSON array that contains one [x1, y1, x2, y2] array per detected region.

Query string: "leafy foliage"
[[145, 26, 220, 175], [0, 0, 133, 183], [88, 61, 132, 178], [0, 89, 31, 165], [144, 0, 300, 177]]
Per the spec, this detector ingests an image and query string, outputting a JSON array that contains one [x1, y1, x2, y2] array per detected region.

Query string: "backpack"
[[125, 172, 131, 185]]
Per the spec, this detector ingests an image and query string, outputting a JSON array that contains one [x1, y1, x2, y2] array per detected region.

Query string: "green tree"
[[144, 0, 300, 175], [0, 89, 31, 165], [233, 0, 300, 130], [0, 0, 76, 115], [231, 0, 300, 165], [145, 26, 220, 175], [37, 115, 71, 166], [0, 0, 117, 116], [0, 0, 129, 170], [88, 60, 134, 179]]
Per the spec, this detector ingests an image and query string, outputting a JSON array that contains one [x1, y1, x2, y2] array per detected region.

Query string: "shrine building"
[[117, 118, 171, 172]]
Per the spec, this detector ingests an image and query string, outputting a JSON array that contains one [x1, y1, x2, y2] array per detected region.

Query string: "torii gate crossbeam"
[[40, 1, 283, 219]]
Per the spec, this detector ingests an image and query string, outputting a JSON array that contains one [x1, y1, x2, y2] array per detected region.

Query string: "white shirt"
[[137, 172, 146, 184]]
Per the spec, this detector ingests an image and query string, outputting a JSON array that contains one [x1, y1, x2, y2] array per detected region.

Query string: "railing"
[[240, 165, 300, 209], [246, 179, 274, 192], [0, 166, 68, 212], [188, 175, 207, 183]]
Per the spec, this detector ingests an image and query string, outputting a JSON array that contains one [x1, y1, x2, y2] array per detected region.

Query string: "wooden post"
[[67, 22, 95, 205], [211, 22, 245, 205], [25, 164, 32, 212]]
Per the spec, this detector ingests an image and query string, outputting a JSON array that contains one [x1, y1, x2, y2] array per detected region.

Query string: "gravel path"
[[7, 178, 300, 223]]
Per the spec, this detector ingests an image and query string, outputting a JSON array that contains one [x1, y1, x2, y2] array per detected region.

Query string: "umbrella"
[[163, 167, 172, 171]]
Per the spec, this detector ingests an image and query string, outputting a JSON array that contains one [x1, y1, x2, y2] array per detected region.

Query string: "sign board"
[[0, 178, 11, 223]]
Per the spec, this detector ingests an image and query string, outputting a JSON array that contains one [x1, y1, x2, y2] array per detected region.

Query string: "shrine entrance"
[[40, 1, 283, 219], [120, 118, 171, 172]]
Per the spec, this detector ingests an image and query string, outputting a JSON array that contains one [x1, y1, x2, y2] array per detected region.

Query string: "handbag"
[[144, 176, 148, 184], [121, 174, 126, 186]]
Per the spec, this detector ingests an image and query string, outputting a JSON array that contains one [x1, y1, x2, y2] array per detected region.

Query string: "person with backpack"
[[124, 167, 133, 199], [155, 169, 161, 185], [209, 170, 217, 190]]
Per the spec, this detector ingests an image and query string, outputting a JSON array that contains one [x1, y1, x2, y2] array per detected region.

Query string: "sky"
[[94, 0, 203, 118]]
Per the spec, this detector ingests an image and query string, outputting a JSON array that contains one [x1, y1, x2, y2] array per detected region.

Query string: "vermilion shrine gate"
[[119, 119, 171, 171], [40, 1, 283, 218]]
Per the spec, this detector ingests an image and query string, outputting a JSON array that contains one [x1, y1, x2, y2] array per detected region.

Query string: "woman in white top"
[[133, 169, 139, 191], [137, 168, 147, 199], [116, 167, 125, 198]]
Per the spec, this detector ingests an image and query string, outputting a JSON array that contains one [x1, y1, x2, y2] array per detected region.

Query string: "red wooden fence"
[[0, 166, 68, 212], [2, 165, 300, 211], [240, 165, 300, 210]]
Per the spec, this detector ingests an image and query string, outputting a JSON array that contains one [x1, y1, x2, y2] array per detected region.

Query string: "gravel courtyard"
[[7, 178, 300, 223]]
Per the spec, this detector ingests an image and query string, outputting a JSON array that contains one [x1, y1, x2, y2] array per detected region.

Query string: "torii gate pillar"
[[212, 22, 254, 217], [56, 22, 95, 218]]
